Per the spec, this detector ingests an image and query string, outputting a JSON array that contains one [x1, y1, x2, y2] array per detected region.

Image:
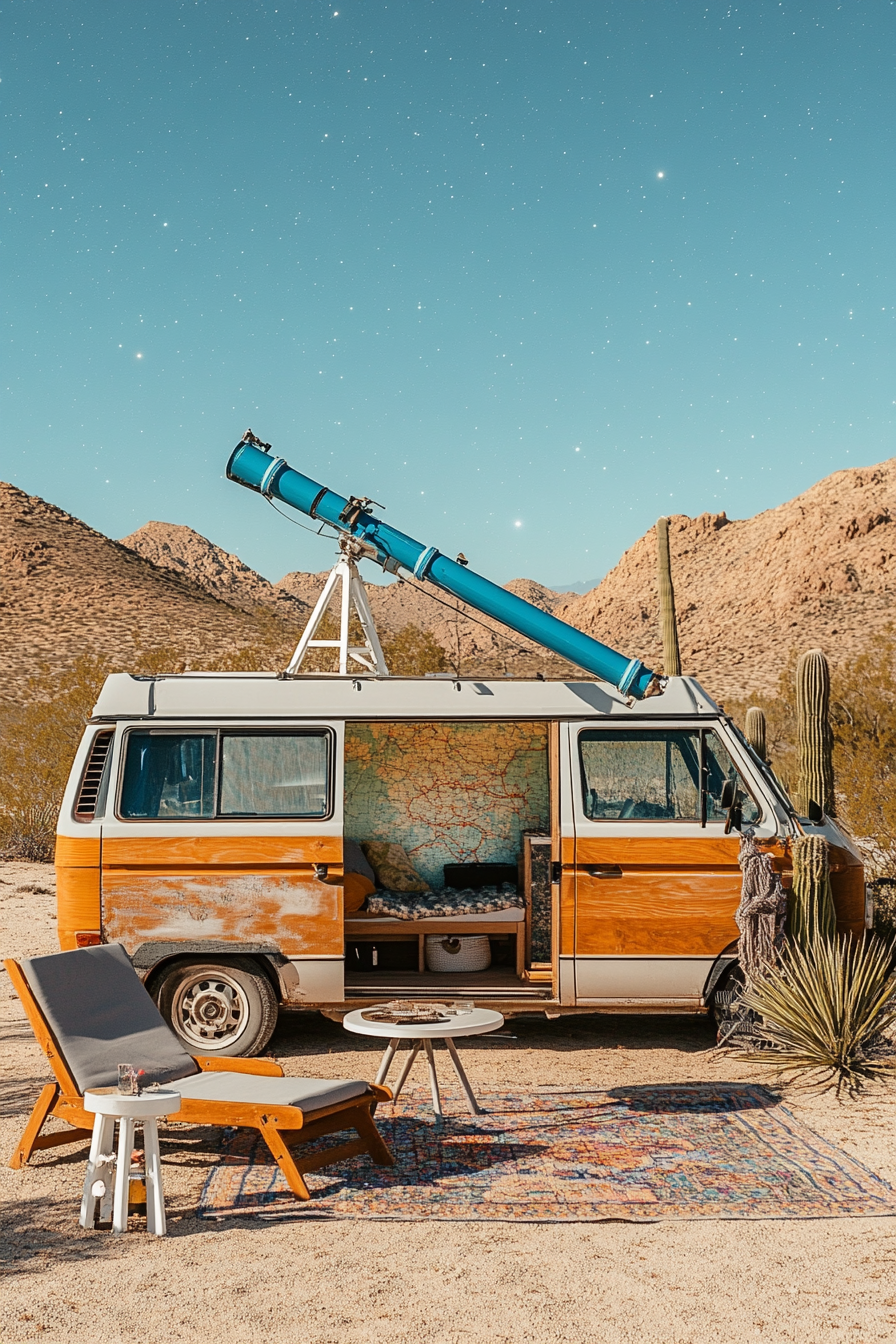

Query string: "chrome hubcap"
[[173, 972, 249, 1049]]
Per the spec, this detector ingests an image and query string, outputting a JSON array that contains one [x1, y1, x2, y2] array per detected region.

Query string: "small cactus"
[[745, 707, 767, 761], [789, 833, 837, 947], [795, 648, 835, 818], [656, 517, 681, 677]]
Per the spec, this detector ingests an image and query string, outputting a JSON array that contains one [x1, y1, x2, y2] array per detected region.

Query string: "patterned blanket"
[[365, 883, 525, 921]]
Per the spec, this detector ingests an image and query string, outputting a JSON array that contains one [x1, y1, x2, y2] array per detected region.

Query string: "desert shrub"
[[731, 632, 896, 882], [0, 616, 450, 859], [829, 631, 896, 880], [381, 624, 448, 676], [0, 643, 197, 861], [742, 932, 896, 1097]]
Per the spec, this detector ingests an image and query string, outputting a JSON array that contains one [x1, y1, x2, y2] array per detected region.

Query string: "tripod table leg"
[[144, 1118, 167, 1237], [423, 1038, 442, 1116], [374, 1038, 400, 1086], [444, 1037, 482, 1115], [391, 1040, 423, 1100]]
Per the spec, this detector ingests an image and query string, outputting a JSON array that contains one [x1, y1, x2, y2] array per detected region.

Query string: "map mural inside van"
[[344, 721, 549, 890]]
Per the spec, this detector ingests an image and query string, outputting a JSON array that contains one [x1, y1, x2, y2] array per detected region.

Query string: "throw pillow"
[[344, 838, 376, 884], [361, 841, 429, 893], [343, 872, 376, 914]]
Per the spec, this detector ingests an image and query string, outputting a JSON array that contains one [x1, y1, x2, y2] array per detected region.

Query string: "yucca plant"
[[741, 932, 896, 1097]]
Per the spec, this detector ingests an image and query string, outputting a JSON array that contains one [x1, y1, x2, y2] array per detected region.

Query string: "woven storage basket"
[[424, 934, 492, 974]]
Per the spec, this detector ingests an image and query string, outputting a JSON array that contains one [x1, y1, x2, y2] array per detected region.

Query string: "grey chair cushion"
[[20, 944, 200, 1093], [344, 839, 376, 884], [174, 1072, 369, 1111]]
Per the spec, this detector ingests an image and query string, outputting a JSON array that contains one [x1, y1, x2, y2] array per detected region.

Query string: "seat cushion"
[[20, 944, 200, 1094], [174, 1072, 369, 1111], [343, 872, 376, 914]]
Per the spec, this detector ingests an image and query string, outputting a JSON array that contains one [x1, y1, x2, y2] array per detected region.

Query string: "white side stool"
[[81, 1089, 180, 1236]]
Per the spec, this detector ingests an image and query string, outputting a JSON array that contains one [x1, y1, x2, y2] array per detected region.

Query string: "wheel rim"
[[171, 969, 251, 1050]]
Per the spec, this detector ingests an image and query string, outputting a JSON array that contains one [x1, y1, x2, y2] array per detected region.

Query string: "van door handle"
[[583, 864, 623, 879]]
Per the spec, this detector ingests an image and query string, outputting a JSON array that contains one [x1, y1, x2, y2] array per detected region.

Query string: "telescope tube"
[[227, 440, 658, 697]]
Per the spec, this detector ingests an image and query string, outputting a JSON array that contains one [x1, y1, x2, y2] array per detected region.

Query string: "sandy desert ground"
[[2, 860, 896, 1344]]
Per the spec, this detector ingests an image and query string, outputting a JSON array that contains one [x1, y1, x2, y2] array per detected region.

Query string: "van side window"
[[704, 732, 761, 826], [578, 729, 761, 825], [120, 734, 216, 819], [219, 734, 330, 817], [579, 730, 701, 820]]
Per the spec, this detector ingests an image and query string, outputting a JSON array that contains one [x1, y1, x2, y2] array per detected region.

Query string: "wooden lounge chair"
[[6, 944, 394, 1201]]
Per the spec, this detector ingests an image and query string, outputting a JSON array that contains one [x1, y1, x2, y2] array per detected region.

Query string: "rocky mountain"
[[0, 483, 288, 699], [121, 521, 308, 622], [555, 458, 896, 701], [3, 457, 894, 704]]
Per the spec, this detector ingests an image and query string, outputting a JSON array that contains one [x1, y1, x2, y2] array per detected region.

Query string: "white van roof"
[[91, 673, 722, 721]]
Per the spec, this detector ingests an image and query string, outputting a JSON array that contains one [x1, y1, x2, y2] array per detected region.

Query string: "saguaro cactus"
[[789, 833, 837, 946], [656, 517, 681, 677], [795, 648, 835, 818], [745, 707, 768, 762]]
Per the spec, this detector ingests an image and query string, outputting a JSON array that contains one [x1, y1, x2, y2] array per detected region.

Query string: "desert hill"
[[555, 458, 896, 700], [119, 526, 577, 677], [0, 482, 290, 698], [122, 521, 309, 622], [3, 458, 895, 704]]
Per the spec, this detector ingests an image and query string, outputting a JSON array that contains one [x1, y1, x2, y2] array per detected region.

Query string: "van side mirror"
[[720, 778, 742, 834]]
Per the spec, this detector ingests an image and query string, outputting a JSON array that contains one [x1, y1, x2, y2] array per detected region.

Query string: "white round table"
[[80, 1089, 181, 1236], [342, 1007, 504, 1116]]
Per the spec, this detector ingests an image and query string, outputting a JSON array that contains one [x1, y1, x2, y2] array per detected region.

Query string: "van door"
[[567, 720, 777, 1007], [100, 722, 345, 1002]]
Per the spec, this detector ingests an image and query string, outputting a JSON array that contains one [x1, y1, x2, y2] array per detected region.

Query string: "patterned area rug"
[[197, 1085, 896, 1222]]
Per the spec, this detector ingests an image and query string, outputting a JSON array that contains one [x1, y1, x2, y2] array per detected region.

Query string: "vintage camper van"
[[54, 670, 866, 1056]]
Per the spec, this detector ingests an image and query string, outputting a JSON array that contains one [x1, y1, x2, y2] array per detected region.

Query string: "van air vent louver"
[[74, 730, 114, 821]]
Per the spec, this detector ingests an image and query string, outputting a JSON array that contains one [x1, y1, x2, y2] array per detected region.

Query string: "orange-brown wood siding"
[[56, 868, 102, 950], [574, 836, 744, 867], [55, 835, 102, 950], [571, 835, 788, 960], [101, 834, 344, 957], [55, 836, 101, 867], [101, 835, 342, 867], [575, 872, 741, 957]]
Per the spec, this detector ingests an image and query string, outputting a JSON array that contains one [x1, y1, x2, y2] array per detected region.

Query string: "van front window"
[[120, 734, 216, 819], [580, 730, 701, 820], [579, 728, 761, 826]]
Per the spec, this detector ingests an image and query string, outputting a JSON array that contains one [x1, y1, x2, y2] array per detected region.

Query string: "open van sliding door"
[[565, 720, 775, 1010]]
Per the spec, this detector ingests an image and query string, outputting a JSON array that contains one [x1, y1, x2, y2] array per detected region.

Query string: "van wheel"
[[153, 958, 278, 1057], [710, 965, 754, 1046]]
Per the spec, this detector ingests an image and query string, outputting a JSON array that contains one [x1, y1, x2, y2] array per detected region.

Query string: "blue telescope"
[[227, 434, 660, 698]]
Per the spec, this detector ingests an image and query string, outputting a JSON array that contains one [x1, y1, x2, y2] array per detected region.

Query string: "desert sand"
[[2, 862, 896, 1344]]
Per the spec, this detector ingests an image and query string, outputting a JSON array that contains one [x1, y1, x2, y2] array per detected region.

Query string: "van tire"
[[152, 957, 279, 1058]]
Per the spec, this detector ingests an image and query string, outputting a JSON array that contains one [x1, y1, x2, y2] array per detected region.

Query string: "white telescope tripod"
[[286, 535, 389, 676]]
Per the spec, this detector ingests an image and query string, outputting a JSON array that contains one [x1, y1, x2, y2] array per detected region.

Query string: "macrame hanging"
[[735, 833, 788, 987]]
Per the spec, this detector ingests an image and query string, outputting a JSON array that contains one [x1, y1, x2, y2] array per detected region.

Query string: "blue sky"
[[3, 1, 894, 588]]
